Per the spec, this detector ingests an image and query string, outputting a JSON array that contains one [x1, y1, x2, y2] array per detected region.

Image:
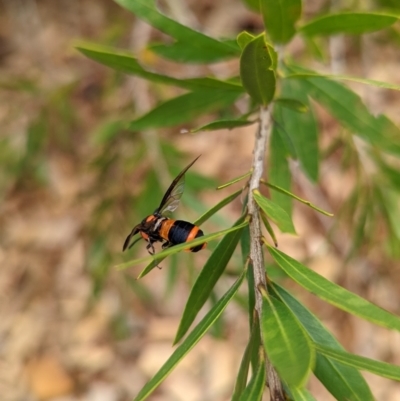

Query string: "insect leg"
[[146, 241, 156, 255], [162, 241, 172, 249]]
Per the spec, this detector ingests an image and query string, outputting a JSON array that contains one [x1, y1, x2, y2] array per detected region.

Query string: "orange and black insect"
[[123, 156, 206, 255]]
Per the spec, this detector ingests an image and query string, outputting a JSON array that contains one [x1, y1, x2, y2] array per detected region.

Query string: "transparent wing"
[[157, 155, 200, 215]]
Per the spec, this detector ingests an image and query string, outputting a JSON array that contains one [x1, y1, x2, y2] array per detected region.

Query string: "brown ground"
[[1, 1, 400, 400]]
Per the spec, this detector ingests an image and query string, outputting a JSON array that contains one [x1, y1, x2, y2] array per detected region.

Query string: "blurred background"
[[1, 0, 400, 400]]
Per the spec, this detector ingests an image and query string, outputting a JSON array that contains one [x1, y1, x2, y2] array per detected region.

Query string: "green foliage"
[[74, 0, 400, 399], [240, 35, 276, 105], [261, 0, 302, 44], [270, 282, 375, 401], [114, 0, 240, 63], [253, 190, 296, 234], [133, 271, 246, 401], [300, 12, 398, 36], [267, 245, 400, 331], [174, 216, 246, 343], [261, 290, 314, 387]]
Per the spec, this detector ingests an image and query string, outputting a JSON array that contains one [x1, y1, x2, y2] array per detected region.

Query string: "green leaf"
[[270, 282, 374, 401], [377, 158, 400, 191], [315, 343, 400, 381], [195, 189, 242, 226], [268, 122, 292, 217], [285, 71, 400, 91], [260, 0, 302, 44], [240, 35, 276, 106], [133, 271, 246, 401], [279, 78, 319, 182], [114, 0, 240, 63], [260, 210, 279, 247], [237, 31, 256, 49], [174, 217, 246, 343], [253, 190, 296, 234], [76, 42, 243, 91], [232, 319, 261, 401], [262, 181, 333, 217], [190, 119, 255, 133], [274, 97, 308, 113], [261, 291, 314, 387], [129, 90, 241, 131], [267, 246, 400, 332], [149, 41, 241, 63], [285, 69, 400, 156], [116, 221, 248, 274], [240, 225, 257, 331], [272, 104, 297, 158], [217, 171, 251, 190], [238, 348, 265, 401], [290, 387, 317, 401], [300, 12, 398, 36]]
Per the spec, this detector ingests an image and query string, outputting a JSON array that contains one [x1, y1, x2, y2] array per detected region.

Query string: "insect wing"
[[157, 156, 200, 215]]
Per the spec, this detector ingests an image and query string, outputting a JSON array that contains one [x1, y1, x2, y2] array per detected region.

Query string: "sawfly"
[[123, 156, 206, 255]]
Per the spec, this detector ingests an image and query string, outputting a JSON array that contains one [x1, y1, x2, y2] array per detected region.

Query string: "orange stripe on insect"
[[159, 219, 175, 241], [186, 226, 199, 242]]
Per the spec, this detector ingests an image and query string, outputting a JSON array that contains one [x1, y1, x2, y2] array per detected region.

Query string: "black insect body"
[[123, 156, 206, 255]]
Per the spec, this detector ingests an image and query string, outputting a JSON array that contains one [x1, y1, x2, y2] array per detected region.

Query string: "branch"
[[247, 106, 285, 401]]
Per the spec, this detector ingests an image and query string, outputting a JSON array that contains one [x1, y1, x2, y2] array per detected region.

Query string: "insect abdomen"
[[166, 220, 206, 252]]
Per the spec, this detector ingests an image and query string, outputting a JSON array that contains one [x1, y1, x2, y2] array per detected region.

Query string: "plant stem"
[[247, 105, 285, 401]]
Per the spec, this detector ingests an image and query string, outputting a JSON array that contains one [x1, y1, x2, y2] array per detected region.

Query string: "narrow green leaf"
[[267, 246, 400, 332], [232, 318, 261, 401], [290, 387, 317, 401], [240, 35, 276, 106], [114, 0, 240, 63], [270, 282, 374, 401], [260, 0, 302, 44], [375, 187, 400, 246], [240, 225, 257, 334], [377, 158, 400, 191], [195, 189, 242, 226], [272, 105, 297, 159], [300, 12, 398, 36], [279, 78, 319, 182], [285, 71, 400, 91], [274, 97, 308, 113], [260, 211, 278, 247], [133, 271, 246, 401], [237, 31, 256, 49], [285, 68, 400, 155], [190, 119, 255, 133], [115, 221, 249, 274], [261, 291, 314, 387], [262, 180, 333, 217], [76, 43, 243, 91], [253, 190, 296, 234], [149, 41, 240, 63], [217, 171, 251, 190], [315, 344, 400, 381], [268, 123, 292, 217], [174, 217, 246, 343], [238, 348, 265, 401], [129, 90, 240, 131]]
